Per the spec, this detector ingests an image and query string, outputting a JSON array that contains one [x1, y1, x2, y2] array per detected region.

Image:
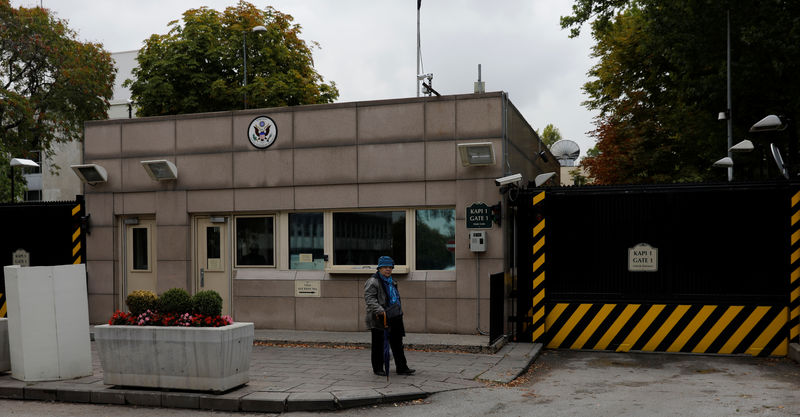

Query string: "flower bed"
[[96, 288, 254, 392]]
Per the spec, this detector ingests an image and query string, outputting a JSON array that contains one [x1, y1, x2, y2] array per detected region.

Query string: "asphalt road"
[[2, 350, 799, 416]]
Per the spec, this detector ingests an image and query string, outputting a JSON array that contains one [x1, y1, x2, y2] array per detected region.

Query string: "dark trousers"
[[371, 327, 408, 372]]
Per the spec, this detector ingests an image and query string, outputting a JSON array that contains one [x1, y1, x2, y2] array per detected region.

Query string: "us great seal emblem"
[[248, 116, 277, 149]]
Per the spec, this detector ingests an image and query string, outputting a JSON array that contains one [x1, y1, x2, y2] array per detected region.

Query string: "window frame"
[[233, 214, 276, 268], [128, 223, 152, 273], [325, 208, 414, 274]]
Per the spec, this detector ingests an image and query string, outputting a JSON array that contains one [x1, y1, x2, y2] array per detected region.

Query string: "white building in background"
[[23, 50, 137, 201]]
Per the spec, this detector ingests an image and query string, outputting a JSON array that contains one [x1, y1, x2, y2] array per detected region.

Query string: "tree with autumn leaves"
[[126, 1, 338, 117], [0, 1, 115, 200], [564, 1, 800, 184]]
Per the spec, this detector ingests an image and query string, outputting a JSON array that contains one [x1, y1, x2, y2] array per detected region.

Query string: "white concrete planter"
[[94, 322, 254, 392], [0, 318, 9, 372]]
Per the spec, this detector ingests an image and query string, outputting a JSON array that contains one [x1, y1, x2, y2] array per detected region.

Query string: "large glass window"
[[333, 211, 406, 266], [132, 227, 149, 270], [235, 216, 274, 267], [416, 209, 456, 270], [289, 212, 324, 270]]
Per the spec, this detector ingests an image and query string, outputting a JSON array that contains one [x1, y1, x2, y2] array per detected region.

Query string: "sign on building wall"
[[295, 280, 321, 297], [466, 202, 492, 229], [247, 116, 278, 149], [12, 248, 30, 267], [628, 243, 658, 272]]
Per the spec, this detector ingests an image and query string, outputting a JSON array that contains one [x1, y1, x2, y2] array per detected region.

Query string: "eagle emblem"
[[248, 116, 277, 149]]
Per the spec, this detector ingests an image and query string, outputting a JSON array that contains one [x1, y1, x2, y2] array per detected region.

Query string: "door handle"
[[200, 268, 205, 287]]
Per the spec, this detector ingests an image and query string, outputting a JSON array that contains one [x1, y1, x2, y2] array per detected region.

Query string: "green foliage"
[[125, 290, 158, 316], [537, 124, 564, 148], [158, 288, 193, 314], [192, 290, 223, 316], [568, 0, 800, 184], [126, 1, 338, 117], [0, 1, 115, 195]]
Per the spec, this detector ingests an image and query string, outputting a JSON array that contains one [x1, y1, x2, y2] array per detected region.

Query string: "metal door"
[[195, 217, 231, 315]]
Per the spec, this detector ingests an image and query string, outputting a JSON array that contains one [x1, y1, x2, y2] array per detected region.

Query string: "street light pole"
[[9, 158, 39, 203], [243, 25, 267, 110], [725, 9, 733, 181]]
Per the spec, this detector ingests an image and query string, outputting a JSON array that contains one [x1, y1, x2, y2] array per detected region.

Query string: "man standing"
[[364, 256, 415, 376]]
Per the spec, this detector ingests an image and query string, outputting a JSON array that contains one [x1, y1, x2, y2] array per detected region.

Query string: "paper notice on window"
[[207, 258, 221, 270], [298, 253, 313, 263]]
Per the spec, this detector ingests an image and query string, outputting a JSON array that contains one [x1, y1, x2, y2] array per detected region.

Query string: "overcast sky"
[[13, 0, 598, 158]]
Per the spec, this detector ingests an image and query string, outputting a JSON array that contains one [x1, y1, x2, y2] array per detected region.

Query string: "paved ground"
[[0, 330, 540, 413]]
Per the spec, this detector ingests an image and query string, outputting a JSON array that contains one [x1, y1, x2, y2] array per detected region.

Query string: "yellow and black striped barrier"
[[72, 201, 83, 265], [544, 303, 787, 357], [529, 191, 546, 343], [0, 292, 5, 318], [790, 190, 800, 343]]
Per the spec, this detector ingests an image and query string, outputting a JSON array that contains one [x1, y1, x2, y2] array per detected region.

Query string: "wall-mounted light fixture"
[[457, 142, 495, 167], [70, 164, 108, 184], [141, 160, 177, 181]]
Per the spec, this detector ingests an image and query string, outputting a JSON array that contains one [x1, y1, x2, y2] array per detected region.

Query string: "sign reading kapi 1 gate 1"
[[466, 202, 492, 229], [628, 243, 658, 272]]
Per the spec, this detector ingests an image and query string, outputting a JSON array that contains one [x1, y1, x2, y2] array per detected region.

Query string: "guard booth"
[[513, 182, 798, 357], [0, 196, 86, 317]]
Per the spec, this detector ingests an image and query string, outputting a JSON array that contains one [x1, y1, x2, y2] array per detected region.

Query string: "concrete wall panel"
[[85, 193, 114, 227], [424, 181, 456, 206], [456, 97, 502, 139], [233, 149, 293, 188], [84, 124, 121, 159], [121, 120, 175, 157], [294, 146, 357, 185], [157, 225, 189, 261], [426, 298, 456, 333], [234, 187, 294, 212], [295, 298, 359, 331], [234, 296, 295, 329], [358, 142, 425, 183], [187, 189, 234, 213], [295, 185, 358, 209], [425, 141, 456, 181], [156, 260, 189, 293], [87, 260, 114, 294], [294, 107, 357, 147], [358, 182, 425, 208], [358, 103, 424, 143], [156, 191, 188, 226], [176, 153, 232, 189], [176, 116, 232, 153], [424, 100, 456, 140]]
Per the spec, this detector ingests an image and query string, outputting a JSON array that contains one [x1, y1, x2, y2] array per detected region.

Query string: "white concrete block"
[[95, 322, 254, 392], [3, 264, 91, 381], [0, 318, 9, 371]]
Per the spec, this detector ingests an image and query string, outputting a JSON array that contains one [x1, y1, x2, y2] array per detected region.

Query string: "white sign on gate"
[[628, 243, 658, 272], [12, 248, 30, 267]]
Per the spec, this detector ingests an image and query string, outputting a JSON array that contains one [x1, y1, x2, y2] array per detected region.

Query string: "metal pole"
[[9, 165, 14, 203], [416, 1, 420, 97], [243, 32, 248, 109], [726, 9, 733, 181]]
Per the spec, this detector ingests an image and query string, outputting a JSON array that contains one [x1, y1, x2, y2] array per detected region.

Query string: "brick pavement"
[[0, 334, 542, 412]]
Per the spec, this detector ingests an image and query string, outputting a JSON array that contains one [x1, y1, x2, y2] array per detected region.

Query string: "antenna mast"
[[416, 0, 421, 97]]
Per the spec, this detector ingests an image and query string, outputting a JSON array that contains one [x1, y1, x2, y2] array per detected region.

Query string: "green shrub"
[[158, 288, 192, 314], [192, 290, 223, 316], [125, 290, 157, 316]]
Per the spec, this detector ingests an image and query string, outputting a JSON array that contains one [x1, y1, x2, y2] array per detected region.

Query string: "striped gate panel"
[[530, 191, 546, 342], [544, 303, 788, 357]]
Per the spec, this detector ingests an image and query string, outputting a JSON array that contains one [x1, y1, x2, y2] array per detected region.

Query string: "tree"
[[564, 0, 800, 184], [126, 1, 338, 117], [536, 123, 563, 148], [0, 1, 115, 200]]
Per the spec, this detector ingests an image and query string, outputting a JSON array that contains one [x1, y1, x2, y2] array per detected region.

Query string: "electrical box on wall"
[[469, 231, 486, 252]]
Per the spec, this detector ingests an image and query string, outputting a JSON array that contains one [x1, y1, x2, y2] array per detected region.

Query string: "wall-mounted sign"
[[628, 243, 658, 272], [13, 248, 30, 267], [295, 280, 321, 297], [247, 116, 277, 149], [466, 202, 492, 229]]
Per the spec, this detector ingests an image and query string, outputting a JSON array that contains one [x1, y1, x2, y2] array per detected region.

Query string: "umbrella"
[[383, 313, 390, 382]]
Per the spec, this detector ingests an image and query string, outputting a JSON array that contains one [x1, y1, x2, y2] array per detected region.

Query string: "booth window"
[[132, 227, 149, 271], [235, 216, 275, 267], [333, 211, 406, 266], [415, 209, 456, 270], [289, 212, 324, 270]]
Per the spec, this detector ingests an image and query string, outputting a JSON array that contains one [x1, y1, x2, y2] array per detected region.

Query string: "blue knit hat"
[[377, 256, 395, 268]]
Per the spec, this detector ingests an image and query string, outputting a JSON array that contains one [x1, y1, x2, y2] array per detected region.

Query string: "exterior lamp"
[[457, 142, 495, 166], [749, 115, 787, 133], [9, 158, 39, 202], [243, 25, 267, 109], [71, 163, 108, 185], [141, 160, 177, 181], [534, 172, 557, 187], [712, 157, 734, 168], [729, 139, 754, 153]]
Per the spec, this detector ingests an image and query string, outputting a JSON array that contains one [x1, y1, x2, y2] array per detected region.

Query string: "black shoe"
[[374, 370, 387, 376], [396, 368, 416, 375]]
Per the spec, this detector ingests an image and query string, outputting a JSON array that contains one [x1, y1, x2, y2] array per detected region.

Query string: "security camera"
[[495, 173, 522, 186]]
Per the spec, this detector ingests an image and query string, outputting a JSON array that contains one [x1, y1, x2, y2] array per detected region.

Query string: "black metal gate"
[[0, 196, 86, 317], [514, 182, 797, 356]]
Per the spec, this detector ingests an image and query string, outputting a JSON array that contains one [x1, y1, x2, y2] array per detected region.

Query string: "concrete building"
[[81, 92, 559, 333]]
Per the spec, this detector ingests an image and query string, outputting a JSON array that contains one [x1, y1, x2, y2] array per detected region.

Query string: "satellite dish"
[[550, 140, 580, 167], [770, 143, 790, 179]]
